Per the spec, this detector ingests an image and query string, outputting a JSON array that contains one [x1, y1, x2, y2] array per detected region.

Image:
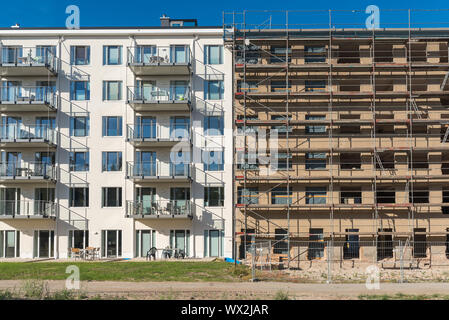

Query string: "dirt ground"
[[2, 279, 449, 299]]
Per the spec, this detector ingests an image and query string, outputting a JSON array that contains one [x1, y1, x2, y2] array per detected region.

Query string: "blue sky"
[[1, 0, 449, 28]]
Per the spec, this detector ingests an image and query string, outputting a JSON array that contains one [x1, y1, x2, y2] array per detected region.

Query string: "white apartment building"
[[0, 17, 233, 259]]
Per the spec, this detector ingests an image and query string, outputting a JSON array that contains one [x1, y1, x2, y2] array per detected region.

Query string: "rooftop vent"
[[10, 24, 20, 29]]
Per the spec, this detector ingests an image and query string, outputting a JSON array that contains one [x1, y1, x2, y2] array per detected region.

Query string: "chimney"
[[160, 14, 170, 27], [11, 23, 20, 29]]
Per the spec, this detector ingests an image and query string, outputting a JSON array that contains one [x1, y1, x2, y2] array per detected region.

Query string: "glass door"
[[3, 116, 22, 140], [35, 152, 55, 177], [170, 81, 188, 101], [135, 116, 156, 139], [34, 188, 55, 216], [6, 152, 21, 176], [34, 230, 54, 258], [2, 46, 22, 64], [1, 81, 20, 102], [136, 80, 155, 100], [36, 81, 56, 102], [136, 45, 156, 64], [101, 230, 122, 258], [135, 151, 156, 176], [5, 231, 16, 258], [0, 188, 20, 216], [170, 188, 190, 215], [209, 230, 220, 257], [136, 188, 155, 215], [35, 117, 55, 139]]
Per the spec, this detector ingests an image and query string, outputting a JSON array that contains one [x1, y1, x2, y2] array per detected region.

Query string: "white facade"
[[0, 26, 233, 259]]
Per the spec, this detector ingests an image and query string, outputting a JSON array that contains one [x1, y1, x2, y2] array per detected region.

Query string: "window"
[[305, 46, 326, 63], [102, 152, 122, 172], [102, 187, 122, 207], [170, 116, 190, 139], [70, 46, 90, 65], [271, 115, 292, 134], [305, 80, 326, 92], [340, 187, 362, 204], [101, 230, 122, 258], [271, 81, 291, 93], [343, 229, 360, 259], [306, 115, 326, 134], [204, 186, 224, 207], [70, 152, 89, 172], [203, 150, 224, 171], [205, 80, 224, 100], [203, 229, 224, 257], [70, 116, 89, 137], [308, 228, 324, 260], [410, 188, 429, 204], [102, 116, 123, 136], [376, 188, 395, 204], [274, 229, 288, 254], [237, 153, 259, 170], [270, 46, 291, 63], [413, 228, 427, 258], [443, 189, 449, 214], [103, 81, 122, 100], [69, 188, 89, 207], [70, 81, 90, 100], [170, 45, 189, 63], [237, 81, 258, 93], [340, 153, 361, 170], [306, 187, 326, 204], [271, 187, 292, 205], [237, 187, 259, 204], [275, 153, 293, 170], [306, 153, 327, 170], [103, 46, 122, 65], [169, 230, 190, 256], [0, 230, 20, 258], [204, 116, 224, 136], [68, 230, 89, 252], [205, 45, 223, 64], [135, 230, 156, 257]]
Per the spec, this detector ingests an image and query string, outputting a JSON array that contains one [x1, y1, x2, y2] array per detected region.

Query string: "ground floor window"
[[308, 228, 324, 260], [239, 229, 255, 259], [203, 229, 224, 257], [0, 230, 20, 258], [377, 229, 393, 260], [274, 229, 288, 254], [33, 230, 54, 258], [170, 230, 190, 257], [68, 230, 89, 256], [135, 230, 156, 257], [413, 228, 427, 258], [343, 229, 360, 259], [101, 230, 122, 258]]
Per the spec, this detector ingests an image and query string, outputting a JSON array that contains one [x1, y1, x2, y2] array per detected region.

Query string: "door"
[[170, 151, 190, 176], [36, 81, 56, 102], [2, 46, 22, 64], [136, 188, 155, 215], [3, 116, 21, 139], [5, 231, 16, 258], [137, 46, 156, 64], [141, 231, 152, 257], [171, 45, 187, 63], [170, 117, 189, 139], [343, 229, 360, 259], [34, 188, 55, 216], [209, 230, 220, 257], [170, 81, 188, 100], [239, 228, 255, 259], [1, 81, 20, 102], [0, 188, 20, 216], [377, 228, 393, 260], [308, 228, 324, 260], [414, 228, 427, 258], [102, 230, 122, 258], [35, 152, 55, 177], [35, 230, 54, 258], [135, 116, 156, 139], [5, 152, 21, 176], [170, 188, 190, 214], [135, 151, 156, 176], [35, 117, 55, 139], [136, 80, 155, 100]]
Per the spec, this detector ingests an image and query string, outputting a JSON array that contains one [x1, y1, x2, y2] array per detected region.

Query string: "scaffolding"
[[224, 9, 449, 268]]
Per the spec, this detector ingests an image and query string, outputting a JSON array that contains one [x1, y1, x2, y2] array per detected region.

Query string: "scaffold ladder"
[[441, 70, 449, 91]]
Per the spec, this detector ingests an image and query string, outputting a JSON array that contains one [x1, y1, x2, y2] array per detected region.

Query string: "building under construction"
[[224, 9, 449, 268]]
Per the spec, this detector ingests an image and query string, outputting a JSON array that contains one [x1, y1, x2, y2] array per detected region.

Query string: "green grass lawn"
[[0, 261, 249, 282]]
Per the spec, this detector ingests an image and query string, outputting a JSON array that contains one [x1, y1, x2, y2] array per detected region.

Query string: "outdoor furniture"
[[146, 247, 157, 261], [162, 247, 172, 259], [85, 246, 95, 260], [71, 248, 82, 260], [173, 249, 185, 259]]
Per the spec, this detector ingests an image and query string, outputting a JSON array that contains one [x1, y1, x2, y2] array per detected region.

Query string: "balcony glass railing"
[[126, 124, 190, 141], [128, 46, 191, 64], [127, 199, 191, 216], [0, 124, 57, 144], [0, 200, 56, 217], [0, 46, 57, 69], [0, 162, 56, 179], [0, 86, 57, 107], [127, 161, 191, 178], [127, 86, 190, 102]]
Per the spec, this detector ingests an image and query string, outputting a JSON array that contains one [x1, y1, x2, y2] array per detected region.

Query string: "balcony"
[[126, 124, 190, 147], [127, 85, 190, 111], [0, 162, 56, 183], [0, 124, 57, 148], [0, 200, 57, 219], [126, 200, 192, 219], [127, 46, 191, 75], [126, 161, 191, 182], [0, 47, 58, 76], [0, 86, 58, 112]]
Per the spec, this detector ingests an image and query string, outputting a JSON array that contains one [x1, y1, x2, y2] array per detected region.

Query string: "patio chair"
[[85, 246, 95, 260], [146, 247, 157, 261], [71, 248, 81, 260]]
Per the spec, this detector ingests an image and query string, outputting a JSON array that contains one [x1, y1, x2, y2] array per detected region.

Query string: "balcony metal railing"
[[0, 124, 57, 144], [0, 200, 57, 218], [0, 162, 56, 180], [126, 199, 192, 217], [126, 161, 191, 178], [127, 85, 190, 103], [0, 86, 57, 107], [127, 46, 191, 65], [0, 46, 57, 69], [126, 124, 190, 141]]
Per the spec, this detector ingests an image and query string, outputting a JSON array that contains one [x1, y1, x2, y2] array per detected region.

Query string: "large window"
[[204, 116, 224, 136], [305, 80, 326, 92], [70, 81, 90, 100], [0, 230, 20, 258], [103, 46, 122, 65], [275, 153, 293, 170], [306, 153, 327, 170], [102, 187, 122, 207], [102, 116, 123, 136], [70, 152, 89, 172], [204, 186, 224, 207], [305, 115, 326, 134], [169, 230, 190, 257], [271, 187, 292, 205], [203, 150, 224, 171], [102, 152, 122, 171], [305, 46, 326, 63], [274, 229, 288, 254], [237, 187, 259, 204], [101, 230, 122, 258], [103, 81, 122, 100], [306, 187, 327, 204], [70, 46, 90, 65], [204, 45, 223, 64], [205, 80, 224, 100], [69, 188, 89, 207], [203, 229, 224, 257], [135, 230, 156, 257], [270, 46, 291, 63], [70, 116, 89, 137]]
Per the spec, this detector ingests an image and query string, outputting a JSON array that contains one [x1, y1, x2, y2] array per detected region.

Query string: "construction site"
[[224, 9, 449, 271]]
